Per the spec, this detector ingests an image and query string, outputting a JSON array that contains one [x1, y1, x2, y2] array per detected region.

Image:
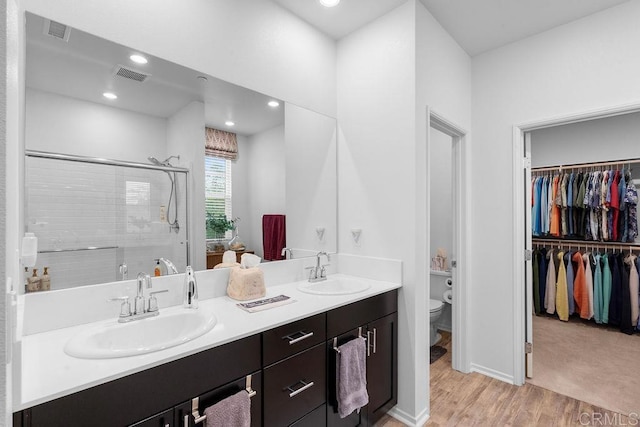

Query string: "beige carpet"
[[529, 315, 640, 416]]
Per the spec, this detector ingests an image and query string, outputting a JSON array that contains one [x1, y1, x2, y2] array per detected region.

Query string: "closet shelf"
[[38, 246, 119, 254], [532, 238, 640, 251], [531, 157, 640, 173]]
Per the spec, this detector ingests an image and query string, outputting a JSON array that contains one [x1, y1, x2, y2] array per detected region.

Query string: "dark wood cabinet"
[[14, 290, 398, 427], [130, 409, 174, 427], [326, 290, 398, 427]]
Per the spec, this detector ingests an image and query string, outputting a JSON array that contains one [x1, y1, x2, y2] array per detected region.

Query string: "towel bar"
[[191, 374, 257, 424], [333, 328, 366, 354]]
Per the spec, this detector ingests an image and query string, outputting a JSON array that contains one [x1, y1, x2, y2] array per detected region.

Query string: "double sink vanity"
[[13, 266, 400, 427]]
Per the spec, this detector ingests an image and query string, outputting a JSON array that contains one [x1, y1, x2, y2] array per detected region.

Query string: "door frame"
[[427, 109, 470, 373], [511, 101, 640, 385]]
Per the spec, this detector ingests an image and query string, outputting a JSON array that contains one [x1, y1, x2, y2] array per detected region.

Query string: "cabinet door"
[[365, 313, 398, 425], [326, 329, 366, 427], [130, 409, 174, 427]]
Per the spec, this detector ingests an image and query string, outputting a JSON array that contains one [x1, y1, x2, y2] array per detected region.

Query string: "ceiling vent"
[[43, 19, 71, 42], [112, 65, 151, 83]]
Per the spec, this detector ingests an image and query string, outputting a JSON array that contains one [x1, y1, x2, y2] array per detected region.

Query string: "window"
[[205, 155, 232, 239]]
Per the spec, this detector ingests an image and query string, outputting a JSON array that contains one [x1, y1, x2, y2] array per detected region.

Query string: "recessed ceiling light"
[[319, 0, 340, 7], [268, 101, 280, 108], [129, 54, 148, 64], [225, 121, 235, 127], [103, 92, 118, 100]]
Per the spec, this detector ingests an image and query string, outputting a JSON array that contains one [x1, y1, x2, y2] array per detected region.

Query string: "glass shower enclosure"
[[25, 150, 189, 291]]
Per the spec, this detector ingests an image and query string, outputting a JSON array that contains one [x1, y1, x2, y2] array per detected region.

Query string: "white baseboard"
[[470, 363, 515, 385], [387, 406, 430, 427]]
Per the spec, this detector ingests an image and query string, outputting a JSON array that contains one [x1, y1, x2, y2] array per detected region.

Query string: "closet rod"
[[532, 238, 640, 252], [531, 157, 640, 173]]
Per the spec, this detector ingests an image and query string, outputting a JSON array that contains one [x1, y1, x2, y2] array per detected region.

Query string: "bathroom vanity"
[[13, 279, 398, 427]]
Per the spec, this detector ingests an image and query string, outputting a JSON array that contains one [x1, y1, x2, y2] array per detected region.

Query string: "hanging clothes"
[[555, 251, 569, 321], [538, 248, 548, 313], [625, 254, 639, 328], [620, 254, 633, 335], [545, 250, 557, 314], [533, 250, 541, 314], [593, 254, 604, 324], [584, 253, 594, 320], [609, 253, 622, 327], [573, 251, 589, 319], [624, 178, 638, 242], [602, 254, 612, 324], [564, 251, 575, 315]]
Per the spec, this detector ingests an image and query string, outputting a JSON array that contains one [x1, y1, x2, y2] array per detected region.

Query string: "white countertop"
[[17, 274, 400, 410]]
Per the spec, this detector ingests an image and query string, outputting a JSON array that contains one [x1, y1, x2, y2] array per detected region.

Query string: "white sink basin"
[[64, 308, 217, 359], [297, 276, 371, 295]]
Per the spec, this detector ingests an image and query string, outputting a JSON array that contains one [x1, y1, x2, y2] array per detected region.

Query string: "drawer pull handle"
[[287, 380, 315, 397], [373, 327, 377, 354], [284, 331, 314, 345]]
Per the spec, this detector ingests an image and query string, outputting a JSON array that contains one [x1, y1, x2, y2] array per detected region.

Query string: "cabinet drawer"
[[263, 313, 326, 366], [264, 344, 326, 426], [327, 290, 397, 337], [130, 408, 173, 427], [291, 404, 326, 427]]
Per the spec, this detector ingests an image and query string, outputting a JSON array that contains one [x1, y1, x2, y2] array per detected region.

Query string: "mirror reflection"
[[24, 12, 336, 292]]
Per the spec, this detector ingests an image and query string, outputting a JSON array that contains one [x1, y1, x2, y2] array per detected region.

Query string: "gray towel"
[[337, 336, 369, 418], [204, 390, 251, 427]]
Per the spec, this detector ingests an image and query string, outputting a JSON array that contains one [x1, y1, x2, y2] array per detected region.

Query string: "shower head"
[[148, 156, 163, 166], [148, 155, 180, 167]]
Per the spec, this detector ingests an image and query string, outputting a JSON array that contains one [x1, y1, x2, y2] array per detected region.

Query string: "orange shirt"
[[572, 251, 590, 319], [550, 175, 561, 236]]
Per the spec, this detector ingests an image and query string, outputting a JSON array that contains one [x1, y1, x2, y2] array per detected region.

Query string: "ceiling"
[[26, 13, 284, 136], [272, 0, 630, 56]]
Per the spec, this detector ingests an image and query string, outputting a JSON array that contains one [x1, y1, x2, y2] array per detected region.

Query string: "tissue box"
[[227, 267, 266, 301]]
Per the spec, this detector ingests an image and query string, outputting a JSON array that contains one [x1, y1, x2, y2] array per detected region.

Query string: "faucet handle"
[[108, 296, 131, 318], [148, 290, 168, 312], [320, 264, 330, 278], [305, 266, 317, 279]]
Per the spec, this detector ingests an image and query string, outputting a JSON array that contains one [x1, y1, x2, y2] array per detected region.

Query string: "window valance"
[[205, 127, 238, 160]]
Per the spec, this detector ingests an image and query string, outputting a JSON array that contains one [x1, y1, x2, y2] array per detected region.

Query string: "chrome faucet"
[[108, 272, 168, 323], [135, 273, 152, 314], [183, 266, 199, 309], [281, 247, 293, 260], [306, 251, 330, 282], [159, 258, 179, 275]]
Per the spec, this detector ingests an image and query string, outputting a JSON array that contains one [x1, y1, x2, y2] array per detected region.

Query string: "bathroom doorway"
[[427, 111, 469, 373]]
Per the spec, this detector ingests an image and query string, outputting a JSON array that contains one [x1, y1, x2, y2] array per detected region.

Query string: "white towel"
[[336, 336, 369, 418]]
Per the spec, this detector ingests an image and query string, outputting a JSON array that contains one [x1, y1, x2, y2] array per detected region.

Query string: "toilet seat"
[[429, 299, 444, 312]]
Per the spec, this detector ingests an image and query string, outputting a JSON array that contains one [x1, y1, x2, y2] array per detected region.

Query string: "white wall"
[[471, 1, 640, 382], [20, 0, 337, 118], [285, 104, 337, 255], [531, 111, 640, 167], [1, 0, 8, 421], [246, 125, 285, 259], [25, 88, 167, 162], [166, 101, 205, 270]]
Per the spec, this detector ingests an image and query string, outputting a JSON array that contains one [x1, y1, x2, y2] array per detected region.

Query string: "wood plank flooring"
[[374, 332, 631, 426]]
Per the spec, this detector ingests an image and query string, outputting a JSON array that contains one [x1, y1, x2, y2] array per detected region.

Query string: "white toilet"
[[429, 274, 453, 346], [429, 299, 445, 346]]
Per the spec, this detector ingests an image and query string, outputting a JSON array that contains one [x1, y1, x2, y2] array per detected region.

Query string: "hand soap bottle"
[[154, 259, 162, 277], [27, 268, 40, 292], [41, 267, 51, 291], [183, 266, 198, 309]]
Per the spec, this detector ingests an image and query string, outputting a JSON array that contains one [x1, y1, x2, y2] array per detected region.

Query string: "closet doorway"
[[427, 111, 469, 373], [516, 106, 640, 416]]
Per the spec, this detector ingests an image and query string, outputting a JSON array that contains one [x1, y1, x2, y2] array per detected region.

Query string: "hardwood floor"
[[374, 332, 631, 426]]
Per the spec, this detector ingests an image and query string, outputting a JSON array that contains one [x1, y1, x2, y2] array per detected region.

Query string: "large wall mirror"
[[23, 12, 337, 292]]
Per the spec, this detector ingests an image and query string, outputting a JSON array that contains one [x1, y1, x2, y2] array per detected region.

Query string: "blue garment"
[[532, 177, 541, 236], [567, 173, 574, 235], [541, 177, 549, 234], [593, 254, 603, 324], [564, 251, 575, 315]]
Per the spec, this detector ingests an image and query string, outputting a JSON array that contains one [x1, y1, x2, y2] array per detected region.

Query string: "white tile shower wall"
[[25, 157, 188, 290]]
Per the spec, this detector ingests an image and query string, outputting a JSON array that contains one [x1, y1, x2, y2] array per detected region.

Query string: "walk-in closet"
[[526, 111, 640, 416]]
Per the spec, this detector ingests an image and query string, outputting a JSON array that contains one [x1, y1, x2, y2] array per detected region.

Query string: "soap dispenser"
[[41, 267, 51, 291], [183, 266, 198, 309], [154, 259, 162, 277], [27, 268, 40, 293]]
